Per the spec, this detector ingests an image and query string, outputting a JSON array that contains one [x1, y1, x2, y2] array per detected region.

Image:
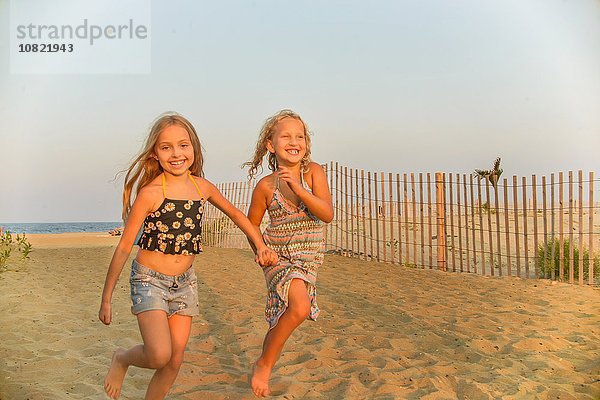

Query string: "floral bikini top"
[[137, 173, 205, 255]]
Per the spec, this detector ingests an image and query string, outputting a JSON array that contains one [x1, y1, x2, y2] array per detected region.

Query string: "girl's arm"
[[278, 162, 333, 223], [246, 178, 271, 254], [203, 179, 277, 266], [98, 189, 155, 325]]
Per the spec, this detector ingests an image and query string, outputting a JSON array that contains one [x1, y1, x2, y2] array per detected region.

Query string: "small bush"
[[536, 237, 600, 282], [386, 238, 400, 249], [0, 229, 32, 271], [479, 202, 496, 215]]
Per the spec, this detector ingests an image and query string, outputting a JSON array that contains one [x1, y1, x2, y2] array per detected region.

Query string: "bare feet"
[[104, 349, 128, 399], [251, 360, 272, 397]]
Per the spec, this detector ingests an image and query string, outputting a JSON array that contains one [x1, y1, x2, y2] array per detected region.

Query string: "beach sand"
[[0, 233, 599, 399]]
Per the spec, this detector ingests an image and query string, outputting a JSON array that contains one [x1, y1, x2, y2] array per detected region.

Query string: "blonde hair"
[[121, 112, 204, 221], [244, 109, 312, 179]]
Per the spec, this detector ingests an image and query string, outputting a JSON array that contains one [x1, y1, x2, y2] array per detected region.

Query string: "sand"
[[0, 233, 599, 399]]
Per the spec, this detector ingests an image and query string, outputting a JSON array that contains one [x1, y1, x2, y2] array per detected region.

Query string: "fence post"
[[589, 172, 595, 285], [436, 172, 447, 271]]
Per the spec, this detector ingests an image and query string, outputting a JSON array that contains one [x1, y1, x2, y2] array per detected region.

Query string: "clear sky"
[[1, 0, 599, 223]]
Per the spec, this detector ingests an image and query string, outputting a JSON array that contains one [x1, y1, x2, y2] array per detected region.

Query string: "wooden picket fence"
[[202, 162, 600, 285]]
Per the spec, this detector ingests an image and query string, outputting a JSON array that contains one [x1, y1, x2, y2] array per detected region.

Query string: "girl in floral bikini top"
[[137, 172, 205, 255], [98, 112, 277, 400]]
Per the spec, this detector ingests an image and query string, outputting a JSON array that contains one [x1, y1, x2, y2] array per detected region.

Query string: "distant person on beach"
[[98, 112, 277, 400], [108, 226, 123, 236], [244, 109, 333, 397]]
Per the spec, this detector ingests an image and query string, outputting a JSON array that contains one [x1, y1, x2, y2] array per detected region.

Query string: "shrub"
[[0, 229, 32, 271], [479, 201, 496, 214], [536, 237, 600, 282]]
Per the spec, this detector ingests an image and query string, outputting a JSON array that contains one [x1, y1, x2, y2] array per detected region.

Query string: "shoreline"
[[25, 232, 121, 249]]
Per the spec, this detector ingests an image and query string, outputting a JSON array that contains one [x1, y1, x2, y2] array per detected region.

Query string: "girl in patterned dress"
[[244, 110, 333, 397], [99, 112, 277, 400]]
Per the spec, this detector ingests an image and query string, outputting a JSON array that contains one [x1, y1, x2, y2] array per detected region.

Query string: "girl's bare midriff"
[[135, 248, 195, 275]]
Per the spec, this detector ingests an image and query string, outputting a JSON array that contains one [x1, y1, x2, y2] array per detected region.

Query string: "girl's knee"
[[288, 279, 311, 322], [168, 350, 185, 370], [288, 301, 311, 322], [146, 346, 172, 369]]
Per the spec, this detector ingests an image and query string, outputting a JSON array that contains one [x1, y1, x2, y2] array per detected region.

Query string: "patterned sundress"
[[262, 174, 325, 329]]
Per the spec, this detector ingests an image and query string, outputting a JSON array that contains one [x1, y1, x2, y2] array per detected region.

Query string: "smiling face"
[[266, 117, 307, 168], [154, 124, 195, 176]]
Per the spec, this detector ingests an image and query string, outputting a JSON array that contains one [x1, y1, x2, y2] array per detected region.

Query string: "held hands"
[[255, 246, 278, 268], [98, 301, 112, 325]]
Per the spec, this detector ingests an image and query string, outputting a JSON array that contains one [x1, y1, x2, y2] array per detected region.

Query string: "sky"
[[0, 0, 599, 223]]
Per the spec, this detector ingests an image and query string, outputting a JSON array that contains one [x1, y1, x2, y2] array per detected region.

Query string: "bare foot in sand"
[[251, 360, 272, 397], [104, 349, 128, 399]]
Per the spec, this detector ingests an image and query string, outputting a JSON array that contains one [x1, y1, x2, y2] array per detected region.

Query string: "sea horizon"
[[0, 222, 123, 235]]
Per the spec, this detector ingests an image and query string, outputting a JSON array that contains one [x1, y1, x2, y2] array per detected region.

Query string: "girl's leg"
[[252, 279, 311, 397], [145, 313, 193, 400], [104, 310, 172, 400]]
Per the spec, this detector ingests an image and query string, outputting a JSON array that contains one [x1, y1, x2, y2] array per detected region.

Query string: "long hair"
[[121, 112, 204, 221], [244, 109, 312, 180]]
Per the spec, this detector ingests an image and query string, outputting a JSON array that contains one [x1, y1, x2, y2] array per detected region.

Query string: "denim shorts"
[[130, 259, 200, 317]]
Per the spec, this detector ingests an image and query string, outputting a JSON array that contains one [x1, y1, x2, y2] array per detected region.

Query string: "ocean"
[[0, 222, 122, 234]]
